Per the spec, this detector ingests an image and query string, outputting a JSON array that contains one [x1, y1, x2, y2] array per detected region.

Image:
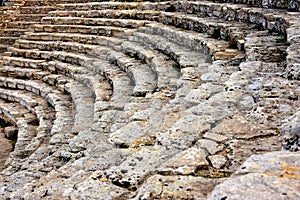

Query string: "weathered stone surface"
[[0, 0, 299, 199], [135, 175, 220, 200], [282, 110, 300, 152], [209, 151, 300, 200]]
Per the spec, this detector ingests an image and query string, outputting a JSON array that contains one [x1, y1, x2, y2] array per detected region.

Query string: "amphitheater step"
[[6, 21, 37, 29], [41, 17, 148, 29], [120, 40, 180, 96], [21, 32, 124, 47], [0, 29, 28, 37], [0, 37, 18, 45], [106, 50, 157, 96], [32, 24, 135, 38], [65, 81, 94, 132], [20, 6, 57, 14], [130, 32, 211, 68]]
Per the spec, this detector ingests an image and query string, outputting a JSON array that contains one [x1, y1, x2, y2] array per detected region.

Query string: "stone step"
[[0, 77, 75, 143], [136, 22, 245, 60], [74, 73, 112, 120], [0, 102, 38, 159], [8, 47, 99, 67], [0, 100, 31, 123], [21, 0, 93, 7], [2, 56, 46, 69], [21, 32, 123, 47], [56, 1, 145, 11], [0, 87, 41, 112], [0, 44, 8, 53], [157, 12, 259, 45], [32, 24, 134, 37], [106, 50, 157, 96], [20, 6, 57, 14], [0, 88, 55, 155], [169, 1, 299, 34], [48, 9, 161, 21], [130, 32, 211, 68], [41, 74, 95, 133], [92, 60, 134, 111], [64, 81, 95, 132], [120, 40, 181, 96], [245, 31, 289, 63], [0, 37, 18, 45], [0, 65, 50, 81], [6, 21, 36, 29], [41, 61, 113, 109], [14, 14, 47, 22], [140, 22, 230, 52], [205, 0, 300, 11], [15, 39, 100, 55], [41, 17, 148, 29], [0, 28, 28, 37]]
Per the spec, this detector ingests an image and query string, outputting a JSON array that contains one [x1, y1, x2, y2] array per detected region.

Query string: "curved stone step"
[[21, 32, 123, 47], [121, 40, 181, 96], [0, 101, 38, 158], [0, 29, 28, 37], [64, 81, 95, 133], [2, 56, 46, 69], [0, 89, 55, 164], [106, 50, 157, 96], [92, 60, 134, 111], [20, 6, 57, 14], [6, 21, 37, 29], [32, 24, 134, 37], [139, 22, 231, 52], [56, 1, 145, 11], [130, 32, 211, 68], [0, 65, 50, 79], [167, 1, 299, 34], [205, 0, 300, 11], [41, 17, 148, 29], [0, 37, 18, 45], [14, 13, 47, 22], [0, 76, 75, 144], [21, 0, 93, 7]]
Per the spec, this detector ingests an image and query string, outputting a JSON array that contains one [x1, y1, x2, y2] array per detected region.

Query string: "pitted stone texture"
[[209, 151, 300, 200], [134, 175, 220, 200], [158, 147, 209, 175], [282, 110, 300, 152]]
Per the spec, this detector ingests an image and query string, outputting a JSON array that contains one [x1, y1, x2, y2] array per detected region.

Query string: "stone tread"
[[21, 32, 124, 47], [20, 6, 57, 14], [106, 50, 157, 96], [64, 81, 95, 132], [0, 100, 32, 123], [6, 21, 37, 29], [0, 29, 28, 37], [32, 24, 134, 37], [41, 17, 148, 29], [120, 40, 181, 95], [92, 60, 134, 111], [0, 76, 75, 140], [0, 37, 19, 45], [130, 31, 210, 68], [0, 65, 50, 79], [55, 1, 145, 11], [2, 56, 47, 69], [140, 22, 230, 53], [14, 13, 47, 21], [0, 0, 299, 199]]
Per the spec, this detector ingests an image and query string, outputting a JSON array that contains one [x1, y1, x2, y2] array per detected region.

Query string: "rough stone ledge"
[[209, 151, 300, 200]]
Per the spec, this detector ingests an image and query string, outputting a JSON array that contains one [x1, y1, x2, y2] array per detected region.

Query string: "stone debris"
[[0, 0, 299, 199]]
